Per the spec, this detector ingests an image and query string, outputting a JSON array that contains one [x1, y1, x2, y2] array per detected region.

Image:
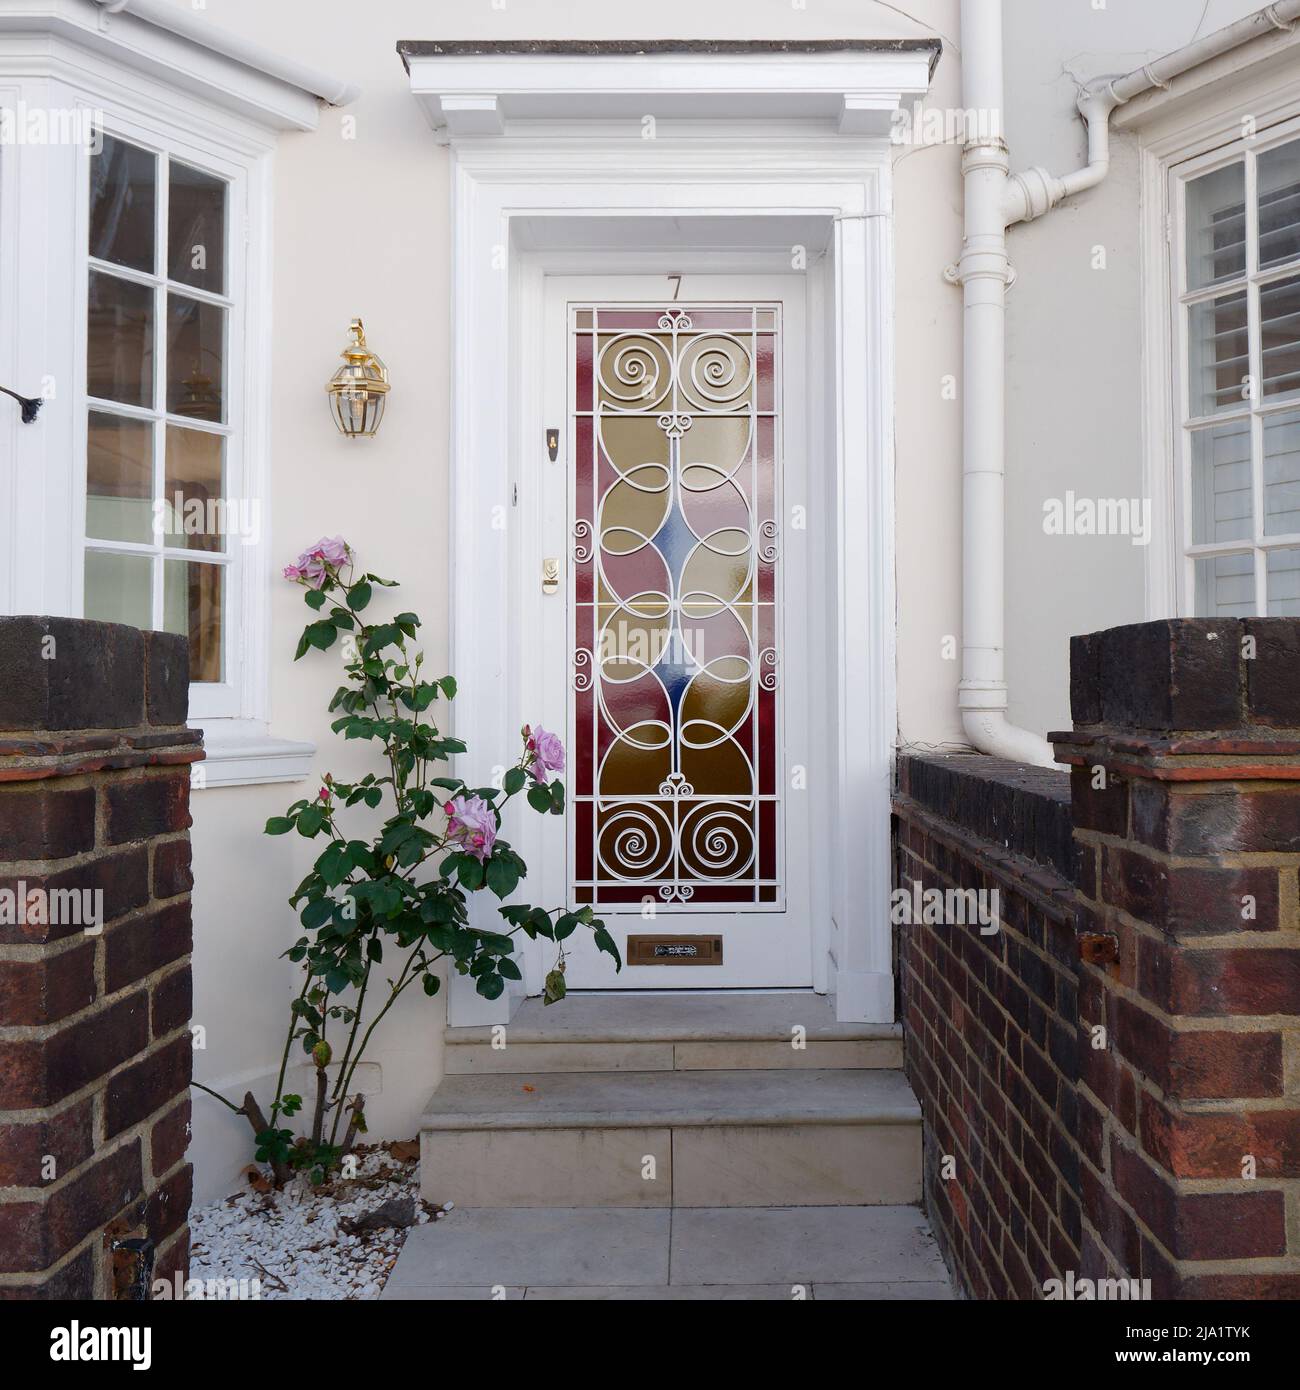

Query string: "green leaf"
[[422, 974, 441, 997], [502, 767, 527, 796], [297, 805, 327, 836], [306, 620, 338, 652], [265, 816, 295, 835], [549, 780, 566, 815], [301, 898, 335, 930], [439, 676, 458, 700], [593, 924, 623, 971], [294, 631, 311, 662], [475, 971, 505, 1001], [304, 588, 327, 610], [485, 857, 519, 900], [497, 956, 522, 982], [347, 580, 372, 611], [526, 784, 552, 814]]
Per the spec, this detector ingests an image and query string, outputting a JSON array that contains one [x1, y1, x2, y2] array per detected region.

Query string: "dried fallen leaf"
[[389, 1140, 420, 1163], [241, 1164, 272, 1194]]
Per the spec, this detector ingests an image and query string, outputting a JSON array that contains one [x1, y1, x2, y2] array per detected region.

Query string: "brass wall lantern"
[[326, 318, 390, 438]]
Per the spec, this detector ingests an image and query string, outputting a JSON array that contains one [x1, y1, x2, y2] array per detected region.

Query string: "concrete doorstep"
[[380, 1205, 954, 1301]]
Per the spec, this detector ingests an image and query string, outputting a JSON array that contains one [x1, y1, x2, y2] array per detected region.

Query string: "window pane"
[[1194, 552, 1255, 617], [168, 160, 226, 294], [1261, 273, 1300, 402], [1190, 420, 1252, 543], [164, 427, 225, 552], [89, 135, 155, 274], [1264, 409, 1300, 537], [84, 549, 153, 628], [165, 558, 223, 682], [88, 271, 154, 407], [1267, 546, 1300, 614], [167, 294, 225, 422], [1187, 291, 1248, 417], [1258, 138, 1300, 271], [86, 412, 154, 544], [1185, 161, 1245, 291]]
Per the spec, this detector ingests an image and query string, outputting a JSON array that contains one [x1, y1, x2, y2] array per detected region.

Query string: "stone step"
[[444, 993, 903, 1074], [420, 1067, 921, 1209]]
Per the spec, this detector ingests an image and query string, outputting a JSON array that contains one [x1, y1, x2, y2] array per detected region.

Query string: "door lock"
[[542, 557, 560, 595]]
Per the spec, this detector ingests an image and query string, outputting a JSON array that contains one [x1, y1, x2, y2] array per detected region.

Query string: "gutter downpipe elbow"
[[961, 709, 1059, 766]]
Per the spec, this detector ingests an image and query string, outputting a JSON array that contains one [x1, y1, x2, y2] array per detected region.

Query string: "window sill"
[[193, 721, 316, 789]]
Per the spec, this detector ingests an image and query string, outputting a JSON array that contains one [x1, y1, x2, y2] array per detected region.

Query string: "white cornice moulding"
[[0, 0, 358, 131], [402, 47, 937, 143]]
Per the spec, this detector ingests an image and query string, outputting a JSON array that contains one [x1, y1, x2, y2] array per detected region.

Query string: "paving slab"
[[380, 1284, 525, 1301], [381, 1208, 670, 1291], [814, 1281, 955, 1300], [524, 1284, 799, 1300], [669, 1205, 950, 1286]]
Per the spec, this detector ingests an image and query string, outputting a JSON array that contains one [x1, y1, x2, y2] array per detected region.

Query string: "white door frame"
[[416, 56, 928, 1021]]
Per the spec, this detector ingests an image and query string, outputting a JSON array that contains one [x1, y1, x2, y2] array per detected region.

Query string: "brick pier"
[[0, 617, 201, 1299], [895, 618, 1300, 1299]]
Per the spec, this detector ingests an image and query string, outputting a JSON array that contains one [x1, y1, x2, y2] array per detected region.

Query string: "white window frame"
[[78, 113, 249, 721], [1169, 113, 1300, 618], [1136, 50, 1300, 618]]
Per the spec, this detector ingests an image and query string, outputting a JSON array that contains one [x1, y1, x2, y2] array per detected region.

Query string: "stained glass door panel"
[[570, 306, 782, 910]]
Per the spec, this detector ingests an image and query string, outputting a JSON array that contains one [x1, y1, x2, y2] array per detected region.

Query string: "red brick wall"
[[0, 618, 201, 1299], [894, 753, 1081, 1298], [897, 619, 1300, 1301]]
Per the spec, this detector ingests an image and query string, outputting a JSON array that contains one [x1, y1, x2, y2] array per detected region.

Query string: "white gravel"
[[188, 1141, 440, 1300]]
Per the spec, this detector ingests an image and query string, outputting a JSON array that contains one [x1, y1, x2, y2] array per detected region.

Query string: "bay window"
[[82, 129, 243, 712]]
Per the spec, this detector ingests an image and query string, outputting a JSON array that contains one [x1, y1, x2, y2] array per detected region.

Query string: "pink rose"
[[527, 725, 565, 784], [284, 537, 352, 590], [315, 536, 351, 567], [445, 794, 497, 862]]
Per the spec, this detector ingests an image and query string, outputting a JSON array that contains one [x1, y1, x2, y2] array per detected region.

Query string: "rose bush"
[[197, 539, 619, 1185]]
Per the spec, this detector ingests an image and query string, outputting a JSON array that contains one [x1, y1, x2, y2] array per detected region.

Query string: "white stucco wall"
[[165, 0, 1274, 1200]]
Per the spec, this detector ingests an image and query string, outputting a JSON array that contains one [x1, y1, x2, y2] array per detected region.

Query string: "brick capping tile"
[[1051, 731, 1300, 757], [895, 751, 1073, 879], [892, 791, 1075, 927]]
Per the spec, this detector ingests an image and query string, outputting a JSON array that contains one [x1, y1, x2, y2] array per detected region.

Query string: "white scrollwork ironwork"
[[576, 306, 781, 908]]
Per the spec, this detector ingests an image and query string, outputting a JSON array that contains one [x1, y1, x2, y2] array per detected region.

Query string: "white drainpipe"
[[953, 0, 1300, 768]]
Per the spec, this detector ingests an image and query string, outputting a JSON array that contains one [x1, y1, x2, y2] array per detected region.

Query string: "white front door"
[[528, 275, 813, 989]]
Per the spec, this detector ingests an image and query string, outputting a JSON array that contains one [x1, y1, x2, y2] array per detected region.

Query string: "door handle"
[[542, 557, 560, 595]]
